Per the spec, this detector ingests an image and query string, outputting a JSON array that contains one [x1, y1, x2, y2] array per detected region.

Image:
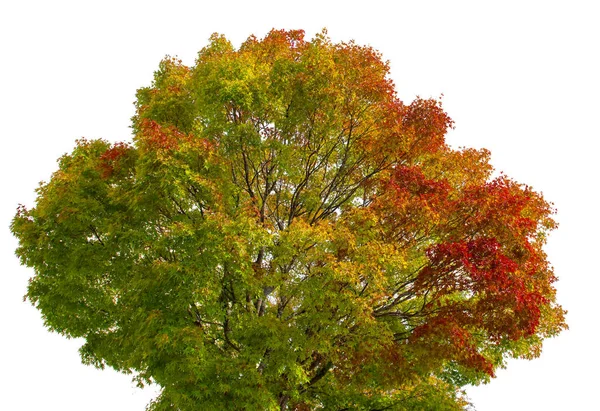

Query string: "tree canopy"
[[11, 29, 566, 410]]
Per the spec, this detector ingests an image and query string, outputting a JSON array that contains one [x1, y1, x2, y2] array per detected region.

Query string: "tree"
[[11, 29, 566, 410]]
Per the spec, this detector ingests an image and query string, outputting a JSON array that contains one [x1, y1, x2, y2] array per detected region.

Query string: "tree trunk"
[[278, 394, 290, 410]]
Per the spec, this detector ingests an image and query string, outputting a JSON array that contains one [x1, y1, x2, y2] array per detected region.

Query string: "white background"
[[1, 1, 597, 409]]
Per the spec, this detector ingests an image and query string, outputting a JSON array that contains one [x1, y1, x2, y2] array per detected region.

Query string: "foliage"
[[11, 29, 566, 410]]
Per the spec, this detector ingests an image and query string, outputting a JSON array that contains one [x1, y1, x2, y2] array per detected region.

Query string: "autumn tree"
[[11, 29, 566, 410]]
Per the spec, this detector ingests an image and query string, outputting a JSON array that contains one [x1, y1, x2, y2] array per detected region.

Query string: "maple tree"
[[11, 30, 566, 410]]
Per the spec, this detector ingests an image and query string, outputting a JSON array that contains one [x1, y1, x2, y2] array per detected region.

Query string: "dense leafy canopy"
[[12, 29, 565, 410]]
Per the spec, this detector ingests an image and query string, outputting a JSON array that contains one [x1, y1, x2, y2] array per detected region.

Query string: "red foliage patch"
[[98, 142, 131, 178]]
